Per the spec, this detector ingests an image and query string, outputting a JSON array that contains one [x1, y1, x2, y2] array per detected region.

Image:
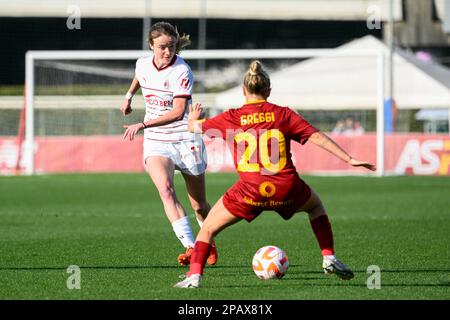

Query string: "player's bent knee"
[[200, 221, 221, 238], [157, 186, 176, 202]]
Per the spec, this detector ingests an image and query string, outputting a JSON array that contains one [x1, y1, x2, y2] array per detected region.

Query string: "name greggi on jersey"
[[240, 112, 275, 126]]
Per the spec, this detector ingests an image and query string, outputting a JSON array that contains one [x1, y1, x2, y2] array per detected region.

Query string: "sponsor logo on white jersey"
[[144, 94, 172, 107]]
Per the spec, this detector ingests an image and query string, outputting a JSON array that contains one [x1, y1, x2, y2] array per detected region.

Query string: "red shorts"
[[222, 175, 312, 222]]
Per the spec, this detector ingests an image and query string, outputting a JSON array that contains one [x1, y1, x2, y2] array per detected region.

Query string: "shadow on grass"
[[281, 282, 450, 288], [0, 265, 182, 271], [299, 268, 450, 274], [0, 265, 449, 276], [213, 282, 450, 289], [0, 264, 308, 271], [1, 265, 448, 290], [218, 276, 450, 289]]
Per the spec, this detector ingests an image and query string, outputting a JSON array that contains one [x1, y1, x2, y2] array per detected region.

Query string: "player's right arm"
[[120, 77, 141, 116]]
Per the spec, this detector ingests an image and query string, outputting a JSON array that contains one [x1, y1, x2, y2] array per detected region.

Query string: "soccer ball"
[[252, 245, 289, 280]]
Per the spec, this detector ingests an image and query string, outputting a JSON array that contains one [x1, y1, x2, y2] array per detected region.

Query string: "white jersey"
[[135, 54, 195, 142]]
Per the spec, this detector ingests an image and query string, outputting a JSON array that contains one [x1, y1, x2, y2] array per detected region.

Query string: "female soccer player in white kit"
[[121, 21, 217, 266]]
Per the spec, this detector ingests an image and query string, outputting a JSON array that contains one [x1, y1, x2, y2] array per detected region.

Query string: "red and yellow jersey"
[[200, 100, 317, 221], [200, 100, 318, 181]]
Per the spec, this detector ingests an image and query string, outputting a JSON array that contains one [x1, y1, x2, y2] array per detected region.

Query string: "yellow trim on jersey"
[[246, 99, 267, 105]]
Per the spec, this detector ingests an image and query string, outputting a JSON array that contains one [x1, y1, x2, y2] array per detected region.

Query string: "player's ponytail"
[[148, 21, 191, 54], [244, 60, 271, 95], [175, 32, 191, 54]]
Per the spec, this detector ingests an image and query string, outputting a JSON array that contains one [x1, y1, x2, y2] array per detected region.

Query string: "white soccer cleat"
[[322, 256, 354, 280], [173, 273, 201, 288]]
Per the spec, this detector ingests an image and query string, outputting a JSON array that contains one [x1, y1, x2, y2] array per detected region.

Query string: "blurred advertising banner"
[[1, 134, 449, 176]]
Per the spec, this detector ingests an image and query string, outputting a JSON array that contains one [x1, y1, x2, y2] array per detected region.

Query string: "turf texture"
[[0, 173, 449, 300]]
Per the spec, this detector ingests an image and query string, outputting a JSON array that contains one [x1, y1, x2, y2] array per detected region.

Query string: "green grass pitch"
[[0, 173, 449, 300]]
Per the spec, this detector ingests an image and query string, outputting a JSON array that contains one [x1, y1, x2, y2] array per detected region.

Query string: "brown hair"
[[148, 21, 191, 54], [243, 60, 271, 95]]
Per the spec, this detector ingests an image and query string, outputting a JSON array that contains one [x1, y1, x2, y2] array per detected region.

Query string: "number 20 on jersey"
[[234, 129, 287, 174]]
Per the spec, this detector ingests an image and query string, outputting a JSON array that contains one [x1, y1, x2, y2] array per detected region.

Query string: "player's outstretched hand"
[[122, 123, 144, 141], [349, 158, 376, 171], [188, 103, 202, 121], [120, 99, 133, 116]]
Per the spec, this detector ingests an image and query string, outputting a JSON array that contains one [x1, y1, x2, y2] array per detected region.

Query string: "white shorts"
[[143, 139, 207, 176]]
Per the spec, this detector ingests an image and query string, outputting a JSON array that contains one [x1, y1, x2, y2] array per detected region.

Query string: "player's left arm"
[[308, 131, 376, 171]]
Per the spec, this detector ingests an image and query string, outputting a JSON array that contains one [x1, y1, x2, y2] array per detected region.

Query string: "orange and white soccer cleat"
[[206, 244, 218, 266], [177, 246, 194, 266], [177, 244, 218, 266]]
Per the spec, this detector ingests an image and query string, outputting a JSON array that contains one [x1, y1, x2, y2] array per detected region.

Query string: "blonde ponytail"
[[175, 31, 191, 54], [244, 60, 271, 95]]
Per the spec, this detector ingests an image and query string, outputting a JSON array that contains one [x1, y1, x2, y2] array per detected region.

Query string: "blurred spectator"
[[342, 117, 355, 135], [353, 120, 365, 135], [332, 120, 345, 134], [332, 117, 364, 135]]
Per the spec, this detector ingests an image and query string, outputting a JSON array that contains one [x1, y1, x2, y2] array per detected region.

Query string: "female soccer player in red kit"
[[175, 60, 376, 288]]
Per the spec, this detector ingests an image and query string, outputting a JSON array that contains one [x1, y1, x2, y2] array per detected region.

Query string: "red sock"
[[310, 215, 335, 256], [188, 241, 211, 276]]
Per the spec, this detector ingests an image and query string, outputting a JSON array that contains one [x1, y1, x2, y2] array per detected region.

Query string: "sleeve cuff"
[[173, 94, 192, 100]]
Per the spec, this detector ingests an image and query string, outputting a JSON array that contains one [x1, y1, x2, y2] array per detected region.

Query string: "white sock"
[[196, 217, 203, 228], [172, 216, 195, 248], [324, 255, 336, 261]]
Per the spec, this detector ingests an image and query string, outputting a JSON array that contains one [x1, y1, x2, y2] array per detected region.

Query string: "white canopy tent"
[[415, 108, 450, 133], [415, 108, 450, 121], [215, 35, 450, 111]]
